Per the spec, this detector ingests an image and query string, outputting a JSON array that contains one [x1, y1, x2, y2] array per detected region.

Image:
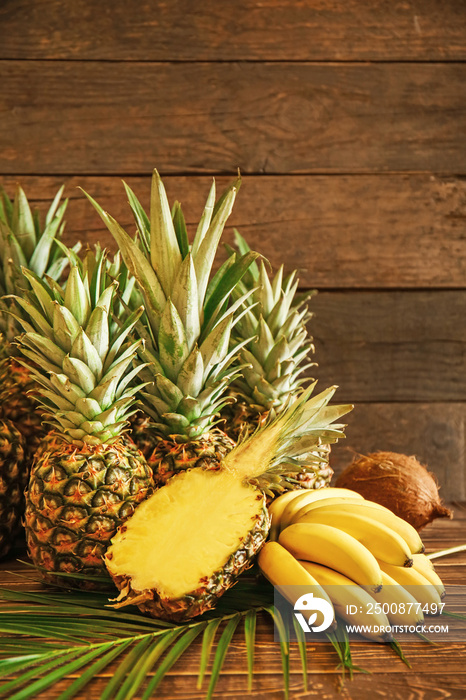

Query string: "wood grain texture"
[[329, 403, 466, 500], [23, 672, 466, 700], [311, 291, 466, 403], [2, 62, 466, 175], [1, 0, 465, 61], [2, 174, 466, 289], [1, 507, 465, 699]]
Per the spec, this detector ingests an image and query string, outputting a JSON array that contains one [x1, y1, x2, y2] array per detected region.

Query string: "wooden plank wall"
[[1, 0, 465, 499]]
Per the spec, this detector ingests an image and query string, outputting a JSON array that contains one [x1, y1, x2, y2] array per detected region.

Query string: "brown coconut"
[[335, 451, 452, 531]]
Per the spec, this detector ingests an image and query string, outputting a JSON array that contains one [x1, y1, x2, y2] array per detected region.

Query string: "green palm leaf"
[[292, 613, 309, 692], [113, 632, 182, 700], [244, 608, 257, 691], [205, 614, 242, 700], [6, 646, 112, 700], [0, 649, 87, 698], [98, 638, 154, 700], [264, 605, 290, 700], [141, 625, 205, 699], [0, 569, 371, 698], [57, 641, 133, 700], [197, 618, 222, 689]]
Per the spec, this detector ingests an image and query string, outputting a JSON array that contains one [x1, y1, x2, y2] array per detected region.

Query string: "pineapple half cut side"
[[105, 383, 352, 621], [107, 468, 269, 622]]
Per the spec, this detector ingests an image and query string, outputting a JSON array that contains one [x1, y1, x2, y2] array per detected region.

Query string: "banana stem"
[[427, 544, 466, 560]]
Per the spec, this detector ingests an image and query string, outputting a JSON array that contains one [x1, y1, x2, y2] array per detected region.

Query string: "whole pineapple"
[[222, 231, 332, 492], [0, 184, 80, 453], [15, 253, 154, 585], [105, 384, 352, 621], [85, 170, 258, 487], [0, 418, 26, 558]]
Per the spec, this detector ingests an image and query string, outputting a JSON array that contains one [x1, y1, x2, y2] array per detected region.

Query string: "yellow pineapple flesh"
[[106, 468, 269, 621]]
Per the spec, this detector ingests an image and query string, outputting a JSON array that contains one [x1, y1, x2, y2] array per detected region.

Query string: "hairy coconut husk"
[[335, 451, 452, 531]]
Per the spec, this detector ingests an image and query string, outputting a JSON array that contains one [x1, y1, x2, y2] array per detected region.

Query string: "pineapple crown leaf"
[[157, 299, 190, 383], [171, 200, 190, 258], [122, 179, 151, 254], [202, 250, 260, 338], [149, 169, 183, 296], [15, 258, 148, 441], [233, 228, 261, 282], [81, 188, 166, 325], [222, 383, 353, 479], [3, 295, 54, 340], [0, 185, 73, 305], [28, 199, 68, 278], [9, 185, 37, 259], [104, 304, 145, 372], [191, 178, 216, 257], [83, 172, 271, 439], [20, 266, 57, 321], [169, 253, 201, 350], [192, 180, 239, 307]]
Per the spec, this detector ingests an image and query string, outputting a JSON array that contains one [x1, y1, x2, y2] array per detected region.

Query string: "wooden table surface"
[[0, 504, 465, 700]]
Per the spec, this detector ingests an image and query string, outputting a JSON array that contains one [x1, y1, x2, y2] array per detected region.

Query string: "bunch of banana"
[[259, 487, 446, 643]]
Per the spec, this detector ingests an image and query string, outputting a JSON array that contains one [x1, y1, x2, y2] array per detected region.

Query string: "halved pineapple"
[[106, 468, 269, 622], [105, 384, 352, 622]]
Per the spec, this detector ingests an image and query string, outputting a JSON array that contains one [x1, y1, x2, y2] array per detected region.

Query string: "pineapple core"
[[105, 469, 264, 599]]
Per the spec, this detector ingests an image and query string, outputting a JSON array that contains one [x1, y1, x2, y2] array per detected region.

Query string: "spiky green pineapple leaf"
[[231, 228, 261, 282], [81, 188, 166, 326], [203, 250, 260, 336], [29, 199, 68, 278], [122, 181, 151, 255], [193, 181, 239, 310], [171, 201, 190, 259], [192, 179, 216, 258], [149, 169, 183, 298]]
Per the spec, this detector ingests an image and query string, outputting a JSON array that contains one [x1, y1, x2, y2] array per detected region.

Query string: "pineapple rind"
[[145, 430, 235, 487], [0, 357, 44, 454], [0, 418, 26, 558], [25, 438, 153, 587], [107, 497, 270, 622]]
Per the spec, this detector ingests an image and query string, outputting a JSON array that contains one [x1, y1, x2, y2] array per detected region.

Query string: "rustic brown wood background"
[[1, 0, 466, 500]]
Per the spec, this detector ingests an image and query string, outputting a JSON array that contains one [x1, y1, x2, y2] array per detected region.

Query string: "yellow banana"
[[299, 560, 392, 643], [368, 571, 424, 627], [412, 554, 445, 599], [296, 508, 413, 567], [279, 522, 383, 592], [294, 499, 424, 554], [377, 560, 443, 612], [268, 490, 310, 541], [278, 488, 364, 536], [257, 541, 336, 619], [291, 496, 370, 523]]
